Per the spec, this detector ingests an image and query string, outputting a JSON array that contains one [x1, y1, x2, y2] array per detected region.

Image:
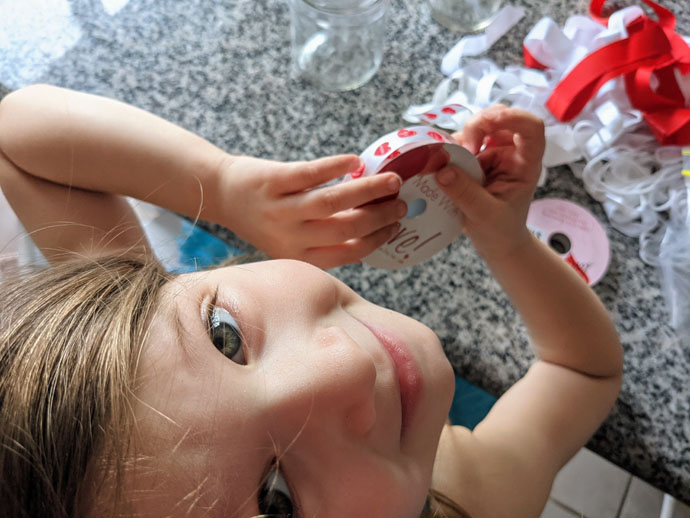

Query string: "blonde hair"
[[0, 254, 471, 517], [424, 489, 473, 518], [0, 256, 170, 518]]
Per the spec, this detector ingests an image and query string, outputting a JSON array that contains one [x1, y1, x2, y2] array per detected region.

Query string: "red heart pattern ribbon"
[[349, 125, 483, 269]]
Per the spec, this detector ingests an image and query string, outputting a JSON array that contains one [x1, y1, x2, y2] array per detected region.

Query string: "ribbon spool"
[[347, 126, 483, 270], [527, 198, 611, 285]]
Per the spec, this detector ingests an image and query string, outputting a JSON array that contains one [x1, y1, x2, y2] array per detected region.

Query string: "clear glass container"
[[428, 0, 502, 32], [288, 0, 389, 92]]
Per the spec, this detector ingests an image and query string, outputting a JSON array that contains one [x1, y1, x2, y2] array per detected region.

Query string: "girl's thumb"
[[434, 165, 491, 221]]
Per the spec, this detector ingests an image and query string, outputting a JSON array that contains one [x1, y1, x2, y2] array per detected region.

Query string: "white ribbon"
[[441, 5, 526, 75], [407, 3, 690, 273]]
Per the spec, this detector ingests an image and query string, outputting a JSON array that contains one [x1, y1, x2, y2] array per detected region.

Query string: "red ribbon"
[[527, 0, 690, 145], [522, 43, 548, 70], [589, 0, 675, 29], [566, 254, 590, 284]]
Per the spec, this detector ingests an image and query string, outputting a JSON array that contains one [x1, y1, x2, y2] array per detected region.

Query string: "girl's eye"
[[207, 306, 246, 364], [258, 462, 295, 517]]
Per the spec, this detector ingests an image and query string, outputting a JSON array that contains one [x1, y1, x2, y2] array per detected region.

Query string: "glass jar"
[[428, 0, 502, 32], [288, 0, 389, 92]]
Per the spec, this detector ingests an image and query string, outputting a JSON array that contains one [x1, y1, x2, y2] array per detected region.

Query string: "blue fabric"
[[448, 376, 497, 430], [174, 220, 244, 272]]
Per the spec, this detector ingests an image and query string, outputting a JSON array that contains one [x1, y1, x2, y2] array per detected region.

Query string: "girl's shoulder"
[[431, 422, 550, 518], [431, 423, 481, 517]]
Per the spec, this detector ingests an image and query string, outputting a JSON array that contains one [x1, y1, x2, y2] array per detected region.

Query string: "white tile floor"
[[541, 449, 690, 518]]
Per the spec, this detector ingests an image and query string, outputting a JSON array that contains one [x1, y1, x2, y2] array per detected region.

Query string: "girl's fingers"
[[302, 197, 407, 246], [298, 172, 402, 219], [274, 154, 362, 194], [482, 129, 517, 148], [421, 147, 451, 175], [477, 145, 542, 189], [434, 164, 495, 223], [461, 106, 545, 157], [301, 222, 401, 269]]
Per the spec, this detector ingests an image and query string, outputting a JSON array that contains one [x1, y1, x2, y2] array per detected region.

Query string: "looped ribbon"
[[525, 0, 690, 145], [411, 1, 690, 328]]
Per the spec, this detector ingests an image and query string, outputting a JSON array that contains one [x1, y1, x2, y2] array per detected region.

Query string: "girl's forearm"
[[0, 84, 228, 221], [483, 233, 623, 378]]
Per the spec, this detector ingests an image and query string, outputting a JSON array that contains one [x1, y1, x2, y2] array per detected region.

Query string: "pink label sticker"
[[526, 198, 610, 285]]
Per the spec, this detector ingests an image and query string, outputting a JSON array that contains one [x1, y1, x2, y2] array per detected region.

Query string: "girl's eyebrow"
[[172, 308, 187, 348], [165, 302, 199, 369], [163, 287, 209, 366]]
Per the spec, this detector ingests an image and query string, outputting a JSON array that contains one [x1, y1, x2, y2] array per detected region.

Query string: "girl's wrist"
[[472, 226, 536, 268], [197, 150, 238, 224]]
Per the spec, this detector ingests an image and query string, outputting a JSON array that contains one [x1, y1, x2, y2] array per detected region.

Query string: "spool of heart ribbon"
[[346, 126, 483, 270], [527, 198, 611, 285]]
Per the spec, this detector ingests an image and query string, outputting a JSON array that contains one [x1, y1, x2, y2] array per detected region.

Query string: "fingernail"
[[436, 167, 456, 186], [390, 221, 401, 234], [387, 174, 403, 191], [396, 201, 407, 218]]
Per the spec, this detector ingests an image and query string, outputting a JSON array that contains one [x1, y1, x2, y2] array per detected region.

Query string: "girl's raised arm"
[[430, 106, 623, 518], [0, 85, 405, 267]]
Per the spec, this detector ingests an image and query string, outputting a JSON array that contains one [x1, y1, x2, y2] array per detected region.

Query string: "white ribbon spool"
[[347, 126, 483, 270]]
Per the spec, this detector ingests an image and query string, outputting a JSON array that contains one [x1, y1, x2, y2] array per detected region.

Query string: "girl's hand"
[[216, 154, 406, 269], [0, 85, 404, 268], [433, 105, 545, 262]]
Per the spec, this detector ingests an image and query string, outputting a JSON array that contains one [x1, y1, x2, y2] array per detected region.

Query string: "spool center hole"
[[405, 198, 427, 219], [548, 232, 571, 255]]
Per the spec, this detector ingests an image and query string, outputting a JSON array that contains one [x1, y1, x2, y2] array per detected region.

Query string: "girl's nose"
[[265, 324, 379, 441], [315, 325, 379, 435]]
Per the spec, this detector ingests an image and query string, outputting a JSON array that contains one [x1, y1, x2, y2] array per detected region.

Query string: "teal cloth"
[[448, 376, 497, 430], [174, 220, 243, 273]]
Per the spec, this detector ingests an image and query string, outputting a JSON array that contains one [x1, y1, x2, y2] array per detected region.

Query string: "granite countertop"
[[2, 0, 689, 505]]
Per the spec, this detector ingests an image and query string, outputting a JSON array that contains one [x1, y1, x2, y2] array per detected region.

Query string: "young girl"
[[0, 85, 622, 518]]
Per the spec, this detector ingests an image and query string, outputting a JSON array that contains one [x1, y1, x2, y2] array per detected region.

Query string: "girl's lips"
[[360, 321, 423, 440]]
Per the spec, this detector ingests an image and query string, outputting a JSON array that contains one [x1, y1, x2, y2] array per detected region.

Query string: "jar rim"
[[301, 0, 387, 15]]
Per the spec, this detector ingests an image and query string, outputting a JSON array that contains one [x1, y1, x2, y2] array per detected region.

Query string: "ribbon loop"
[[538, 0, 690, 144]]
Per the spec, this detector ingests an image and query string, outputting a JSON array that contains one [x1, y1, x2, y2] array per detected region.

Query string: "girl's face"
[[129, 259, 455, 517]]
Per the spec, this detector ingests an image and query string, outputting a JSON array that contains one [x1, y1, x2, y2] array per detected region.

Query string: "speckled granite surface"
[[2, 0, 689, 504]]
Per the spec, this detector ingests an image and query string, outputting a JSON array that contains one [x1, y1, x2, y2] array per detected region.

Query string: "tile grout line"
[[615, 475, 633, 518], [550, 498, 589, 518]]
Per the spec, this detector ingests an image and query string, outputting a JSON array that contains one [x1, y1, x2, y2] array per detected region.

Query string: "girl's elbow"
[[610, 335, 624, 379], [0, 84, 55, 166]]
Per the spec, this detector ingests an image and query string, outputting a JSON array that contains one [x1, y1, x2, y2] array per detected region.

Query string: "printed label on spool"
[[347, 126, 483, 270], [527, 198, 611, 285]]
